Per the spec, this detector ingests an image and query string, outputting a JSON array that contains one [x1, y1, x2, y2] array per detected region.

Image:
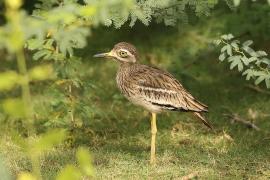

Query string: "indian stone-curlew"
[[94, 42, 212, 164]]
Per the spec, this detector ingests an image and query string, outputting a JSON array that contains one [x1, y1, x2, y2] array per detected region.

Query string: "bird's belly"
[[116, 75, 162, 113], [125, 95, 162, 113]]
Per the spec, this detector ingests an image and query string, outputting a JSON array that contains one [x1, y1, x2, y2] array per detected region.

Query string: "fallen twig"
[[181, 171, 198, 180], [223, 113, 260, 131], [245, 84, 270, 95]]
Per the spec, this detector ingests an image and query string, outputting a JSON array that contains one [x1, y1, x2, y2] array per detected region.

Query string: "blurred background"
[[0, 0, 269, 179]]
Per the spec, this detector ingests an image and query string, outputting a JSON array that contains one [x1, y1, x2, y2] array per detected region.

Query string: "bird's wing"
[[129, 65, 208, 112], [194, 112, 212, 129]]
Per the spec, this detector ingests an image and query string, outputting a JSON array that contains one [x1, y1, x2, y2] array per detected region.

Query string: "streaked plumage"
[[94, 42, 212, 164], [116, 63, 211, 129]]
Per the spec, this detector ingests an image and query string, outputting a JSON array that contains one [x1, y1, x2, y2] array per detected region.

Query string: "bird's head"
[[93, 42, 138, 63]]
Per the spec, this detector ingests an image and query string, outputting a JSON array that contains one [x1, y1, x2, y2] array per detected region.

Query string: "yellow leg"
[[150, 112, 157, 165]]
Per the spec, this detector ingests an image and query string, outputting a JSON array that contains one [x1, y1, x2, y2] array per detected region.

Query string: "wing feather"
[[129, 65, 208, 112]]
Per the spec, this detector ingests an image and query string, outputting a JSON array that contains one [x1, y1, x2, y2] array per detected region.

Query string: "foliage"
[[16, 0, 220, 131], [213, 1, 270, 89], [24, 0, 219, 61], [129, 0, 218, 26], [224, 0, 270, 40], [2, 26, 270, 179], [20, 0, 219, 132], [0, 0, 218, 178], [0, 0, 269, 179], [233, 0, 270, 7], [214, 34, 270, 88], [56, 147, 95, 180], [0, 0, 96, 178]]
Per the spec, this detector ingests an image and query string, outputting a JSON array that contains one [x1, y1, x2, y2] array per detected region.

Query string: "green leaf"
[[237, 61, 243, 71], [56, 165, 81, 180], [230, 60, 238, 70], [243, 46, 257, 57], [79, 6, 96, 17], [241, 56, 249, 65], [228, 55, 241, 62], [76, 147, 95, 177], [233, 0, 241, 6], [255, 76, 265, 85], [248, 57, 258, 64], [26, 39, 44, 50], [231, 41, 239, 50], [232, 40, 240, 44], [219, 53, 226, 61], [242, 69, 253, 80], [242, 40, 253, 47], [229, 56, 242, 71], [256, 51, 267, 57], [221, 45, 228, 53], [208, 0, 219, 6], [2, 98, 27, 118], [260, 58, 270, 65], [265, 78, 270, 89], [0, 71, 19, 91], [213, 39, 221, 45], [33, 50, 52, 60], [17, 172, 36, 180], [221, 34, 234, 40], [29, 65, 54, 81], [253, 71, 266, 77], [31, 129, 66, 154], [44, 39, 54, 48], [226, 45, 232, 56], [227, 34, 234, 40]]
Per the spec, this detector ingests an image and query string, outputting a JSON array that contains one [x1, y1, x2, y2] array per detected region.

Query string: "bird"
[[94, 42, 212, 165]]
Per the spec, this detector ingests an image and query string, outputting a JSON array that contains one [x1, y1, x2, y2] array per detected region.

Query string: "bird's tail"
[[193, 112, 213, 129]]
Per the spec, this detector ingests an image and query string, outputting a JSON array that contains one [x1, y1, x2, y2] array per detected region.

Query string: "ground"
[[1, 25, 270, 179]]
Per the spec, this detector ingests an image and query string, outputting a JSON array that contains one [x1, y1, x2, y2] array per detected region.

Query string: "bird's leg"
[[150, 112, 157, 165]]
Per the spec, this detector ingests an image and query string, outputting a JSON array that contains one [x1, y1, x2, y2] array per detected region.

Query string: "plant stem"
[[16, 49, 35, 135], [31, 154, 42, 180], [17, 49, 42, 179], [68, 84, 75, 127]]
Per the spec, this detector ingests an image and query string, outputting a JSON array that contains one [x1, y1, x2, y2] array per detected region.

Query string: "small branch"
[[245, 84, 270, 95], [223, 113, 260, 131], [16, 49, 35, 135], [68, 84, 75, 127], [220, 39, 246, 57]]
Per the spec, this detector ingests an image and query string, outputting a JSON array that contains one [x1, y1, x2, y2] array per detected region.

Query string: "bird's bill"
[[93, 51, 114, 58]]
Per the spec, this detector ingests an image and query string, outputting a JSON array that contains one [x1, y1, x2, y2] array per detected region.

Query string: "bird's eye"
[[119, 51, 128, 57]]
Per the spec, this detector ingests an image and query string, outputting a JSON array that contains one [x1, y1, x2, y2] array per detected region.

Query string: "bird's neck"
[[116, 62, 136, 83], [120, 61, 135, 66], [118, 62, 133, 73]]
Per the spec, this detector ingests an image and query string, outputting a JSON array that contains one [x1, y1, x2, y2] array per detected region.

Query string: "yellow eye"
[[119, 51, 128, 57]]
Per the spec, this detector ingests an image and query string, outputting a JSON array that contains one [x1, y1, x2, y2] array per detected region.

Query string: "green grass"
[[1, 25, 270, 179]]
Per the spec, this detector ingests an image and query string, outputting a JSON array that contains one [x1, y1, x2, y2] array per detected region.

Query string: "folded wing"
[[130, 65, 208, 112]]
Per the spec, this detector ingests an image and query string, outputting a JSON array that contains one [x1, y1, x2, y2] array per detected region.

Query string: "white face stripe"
[[119, 49, 129, 53]]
